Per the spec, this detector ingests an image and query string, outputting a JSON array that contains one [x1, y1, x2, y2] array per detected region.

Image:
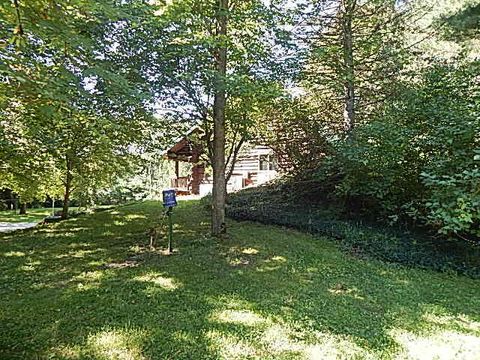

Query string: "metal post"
[[52, 196, 55, 217], [162, 189, 177, 254], [167, 207, 173, 254]]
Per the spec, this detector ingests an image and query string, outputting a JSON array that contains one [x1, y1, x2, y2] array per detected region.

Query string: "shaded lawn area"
[[0, 201, 479, 359], [0, 207, 112, 225], [0, 207, 93, 224], [0, 208, 55, 223]]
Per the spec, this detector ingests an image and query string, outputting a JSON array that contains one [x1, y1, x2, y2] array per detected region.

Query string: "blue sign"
[[162, 189, 177, 208]]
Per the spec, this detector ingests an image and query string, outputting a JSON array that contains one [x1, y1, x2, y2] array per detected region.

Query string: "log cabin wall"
[[191, 164, 205, 195], [189, 145, 204, 195], [227, 145, 278, 191]]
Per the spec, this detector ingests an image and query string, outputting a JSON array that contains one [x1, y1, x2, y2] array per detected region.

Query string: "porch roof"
[[166, 137, 195, 162], [165, 127, 204, 163]]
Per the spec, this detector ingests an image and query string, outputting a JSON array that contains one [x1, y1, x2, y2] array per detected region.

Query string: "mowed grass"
[[0, 207, 108, 224], [0, 201, 479, 359], [0, 208, 57, 223]]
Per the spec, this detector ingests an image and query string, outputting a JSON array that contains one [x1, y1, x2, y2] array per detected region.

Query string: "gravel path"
[[0, 222, 38, 233]]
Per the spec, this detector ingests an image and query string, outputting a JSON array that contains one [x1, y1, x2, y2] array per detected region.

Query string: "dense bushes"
[[329, 62, 480, 239], [258, 62, 480, 241], [226, 183, 480, 278]]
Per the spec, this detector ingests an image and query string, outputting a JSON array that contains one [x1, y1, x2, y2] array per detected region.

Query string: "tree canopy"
[[1, 0, 478, 239]]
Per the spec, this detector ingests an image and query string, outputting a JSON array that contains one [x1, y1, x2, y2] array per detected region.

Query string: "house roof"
[[165, 127, 203, 162]]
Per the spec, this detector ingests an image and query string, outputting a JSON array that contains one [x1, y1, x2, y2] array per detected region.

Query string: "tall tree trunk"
[[342, 0, 356, 135], [19, 202, 26, 215], [6, 189, 13, 210], [211, 0, 228, 236], [62, 155, 73, 220], [13, 0, 24, 36]]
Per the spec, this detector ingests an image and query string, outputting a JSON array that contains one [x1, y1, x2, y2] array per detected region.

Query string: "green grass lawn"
[[0, 201, 479, 359], [0, 207, 100, 224], [0, 208, 56, 223]]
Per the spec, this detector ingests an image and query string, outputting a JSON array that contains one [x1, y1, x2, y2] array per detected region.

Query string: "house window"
[[259, 154, 277, 171]]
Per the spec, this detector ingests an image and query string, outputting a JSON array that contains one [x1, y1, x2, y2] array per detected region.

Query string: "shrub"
[[330, 61, 480, 238]]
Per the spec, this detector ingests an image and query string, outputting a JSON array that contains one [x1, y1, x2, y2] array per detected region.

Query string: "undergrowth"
[[220, 182, 480, 279]]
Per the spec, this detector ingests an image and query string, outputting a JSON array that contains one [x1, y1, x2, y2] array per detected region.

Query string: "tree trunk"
[[62, 155, 73, 220], [342, 0, 356, 135], [13, 0, 24, 36], [6, 189, 13, 210], [19, 202, 26, 215], [12, 193, 18, 211], [211, 0, 228, 236]]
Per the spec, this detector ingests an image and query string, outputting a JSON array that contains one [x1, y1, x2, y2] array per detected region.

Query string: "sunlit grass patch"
[[422, 313, 480, 333], [328, 284, 365, 300], [133, 272, 181, 291], [242, 247, 259, 255], [125, 214, 147, 220], [207, 330, 260, 359], [213, 309, 267, 326], [392, 329, 480, 360], [259, 325, 375, 360], [71, 270, 105, 291], [19, 260, 41, 272], [56, 248, 103, 259], [228, 257, 253, 267], [53, 329, 147, 360], [2, 251, 25, 257], [301, 333, 376, 360], [0, 208, 51, 223], [208, 313, 376, 360], [87, 329, 146, 360]]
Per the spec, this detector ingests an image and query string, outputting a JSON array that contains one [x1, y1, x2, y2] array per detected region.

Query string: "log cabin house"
[[165, 131, 278, 196]]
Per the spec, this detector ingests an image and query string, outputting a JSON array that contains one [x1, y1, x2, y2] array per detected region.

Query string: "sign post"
[[162, 189, 177, 254], [167, 207, 173, 253]]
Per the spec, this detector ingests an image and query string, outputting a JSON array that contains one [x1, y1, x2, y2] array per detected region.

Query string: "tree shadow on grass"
[[0, 202, 222, 359], [1, 201, 479, 359], [219, 223, 480, 356]]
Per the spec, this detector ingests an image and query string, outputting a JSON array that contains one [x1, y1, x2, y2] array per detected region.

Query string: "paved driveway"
[[0, 222, 38, 233]]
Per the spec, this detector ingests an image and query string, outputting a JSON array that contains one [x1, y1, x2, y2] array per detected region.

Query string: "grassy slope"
[[0, 201, 479, 359], [226, 186, 480, 277]]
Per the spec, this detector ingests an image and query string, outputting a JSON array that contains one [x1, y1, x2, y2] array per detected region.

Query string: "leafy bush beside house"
[[259, 61, 480, 242], [328, 62, 480, 239]]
